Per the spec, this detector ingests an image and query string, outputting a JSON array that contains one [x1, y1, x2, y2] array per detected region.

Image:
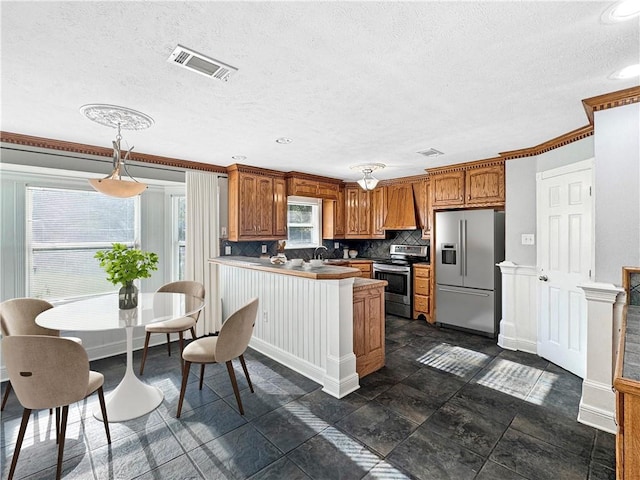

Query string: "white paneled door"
[[536, 159, 594, 378]]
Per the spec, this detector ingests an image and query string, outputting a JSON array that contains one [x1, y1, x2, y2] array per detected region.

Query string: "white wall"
[[593, 103, 640, 284]]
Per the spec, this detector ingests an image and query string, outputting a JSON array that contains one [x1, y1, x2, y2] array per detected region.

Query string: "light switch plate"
[[225, 245, 232, 255], [521, 233, 535, 245], [334, 242, 340, 249], [261, 244, 267, 254]]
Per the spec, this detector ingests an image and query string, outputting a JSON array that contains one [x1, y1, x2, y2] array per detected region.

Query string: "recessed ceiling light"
[[610, 63, 640, 79], [275, 137, 292, 144], [231, 155, 246, 161], [601, 0, 640, 23]]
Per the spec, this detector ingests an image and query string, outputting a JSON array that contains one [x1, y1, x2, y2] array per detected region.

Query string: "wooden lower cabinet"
[[412, 263, 432, 322], [353, 280, 385, 377], [349, 260, 372, 279]]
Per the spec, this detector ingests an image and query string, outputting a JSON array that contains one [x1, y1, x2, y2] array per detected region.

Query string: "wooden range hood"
[[382, 183, 420, 230]]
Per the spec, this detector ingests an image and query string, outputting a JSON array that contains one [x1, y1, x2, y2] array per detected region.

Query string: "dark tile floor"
[[1, 315, 616, 479]]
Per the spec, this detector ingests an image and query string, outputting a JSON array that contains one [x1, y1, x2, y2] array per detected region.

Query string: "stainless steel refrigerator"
[[435, 209, 505, 337]]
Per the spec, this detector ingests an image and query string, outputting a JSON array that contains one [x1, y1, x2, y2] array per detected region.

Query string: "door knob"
[[539, 275, 548, 282]]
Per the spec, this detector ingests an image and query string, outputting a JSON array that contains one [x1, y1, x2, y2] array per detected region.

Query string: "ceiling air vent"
[[167, 45, 238, 82], [417, 148, 444, 158]]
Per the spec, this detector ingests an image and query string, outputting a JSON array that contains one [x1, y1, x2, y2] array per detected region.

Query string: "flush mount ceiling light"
[[602, 0, 640, 23], [275, 137, 293, 144], [350, 163, 386, 191], [80, 104, 153, 198], [610, 63, 640, 79]]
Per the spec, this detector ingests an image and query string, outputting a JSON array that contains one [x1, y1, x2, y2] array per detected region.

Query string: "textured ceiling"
[[1, 1, 638, 182]]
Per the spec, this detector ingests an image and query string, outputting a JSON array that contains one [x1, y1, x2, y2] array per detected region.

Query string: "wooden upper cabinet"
[[465, 165, 505, 205], [273, 177, 287, 237], [227, 165, 287, 241], [322, 187, 345, 239], [345, 185, 372, 238], [429, 161, 505, 209], [431, 171, 465, 207], [371, 187, 386, 238], [286, 173, 341, 200]]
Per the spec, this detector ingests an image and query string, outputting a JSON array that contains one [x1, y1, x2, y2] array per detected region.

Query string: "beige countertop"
[[353, 277, 388, 291], [210, 256, 363, 280]]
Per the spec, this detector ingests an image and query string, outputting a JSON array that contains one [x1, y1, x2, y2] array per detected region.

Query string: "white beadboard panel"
[[216, 263, 357, 398], [497, 262, 538, 354]]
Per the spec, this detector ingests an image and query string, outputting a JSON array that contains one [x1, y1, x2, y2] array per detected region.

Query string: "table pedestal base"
[[94, 325, 164, 422]]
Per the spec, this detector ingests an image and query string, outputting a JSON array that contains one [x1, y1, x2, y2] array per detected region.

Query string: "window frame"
[[285, 196, 322, 250]]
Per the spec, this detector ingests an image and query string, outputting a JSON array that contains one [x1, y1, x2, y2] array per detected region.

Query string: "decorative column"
[[497, 261, 538, 354], [578, 282, 625, 433]]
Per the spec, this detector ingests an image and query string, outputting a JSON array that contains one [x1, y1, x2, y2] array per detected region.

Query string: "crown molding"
[[499, 124, 594, 160], [582, 86, 640, 124], [426, 157, 505, 175], [0, 131, 228, 174], [226, 163, 286, 178], [284, 171, 343, 184]]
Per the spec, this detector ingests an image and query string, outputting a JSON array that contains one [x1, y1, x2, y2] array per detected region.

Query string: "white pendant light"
[[351, 163, 386, 191], [81, 104, 154, 198]]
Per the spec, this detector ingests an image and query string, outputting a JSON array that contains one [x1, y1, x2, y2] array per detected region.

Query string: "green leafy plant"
[[95, 243, 159, 286]]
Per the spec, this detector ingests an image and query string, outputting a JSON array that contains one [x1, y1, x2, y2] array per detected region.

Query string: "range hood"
[[383, 183, 420, 230]]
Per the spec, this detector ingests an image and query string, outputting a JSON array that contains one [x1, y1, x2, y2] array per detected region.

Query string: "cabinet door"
[[273, 177, 287, 237], [431, 171, 465, 207], [335, 187, 345, 237], [465, 165, 505, 206], [239, 174, 258, 236], [353, 286, 385, 377], [357, 189, 371, 235], [317, 181, 339, 200], [289, 178, 318, 197], [371, 187, 386, 238], [345, 187, 370, 236], [255, 176, 274, 236]]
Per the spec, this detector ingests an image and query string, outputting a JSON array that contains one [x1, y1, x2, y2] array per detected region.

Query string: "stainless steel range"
[[373, 244, 429, 318]]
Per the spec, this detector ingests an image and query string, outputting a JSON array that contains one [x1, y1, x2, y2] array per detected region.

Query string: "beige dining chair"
[[3, 335, 111, 480], [139, 281, 205, 375], [0, 298, 82, 411], [176, 297, 259, 418]]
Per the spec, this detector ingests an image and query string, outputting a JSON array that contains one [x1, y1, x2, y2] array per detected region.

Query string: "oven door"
[[373, 264, 411, 305]]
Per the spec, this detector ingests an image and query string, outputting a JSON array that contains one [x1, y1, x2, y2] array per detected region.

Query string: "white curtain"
[[186, 171, 221, 334]]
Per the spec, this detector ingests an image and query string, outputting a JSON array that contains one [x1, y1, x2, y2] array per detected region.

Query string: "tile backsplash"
[[221, 229, 429, 261]]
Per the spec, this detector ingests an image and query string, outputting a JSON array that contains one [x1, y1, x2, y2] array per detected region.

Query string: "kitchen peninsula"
[[209, 256, 387, 398]]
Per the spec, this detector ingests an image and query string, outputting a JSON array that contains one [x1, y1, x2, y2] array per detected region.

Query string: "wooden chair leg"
[[176, 361, 191, 418], [8, 408, 31, 480], [1, 381, 12, 411], [96, 387, 111, 444], [166, 334, 172, 356], [199, 364, 205, 390], [190, 326, 197, 339], [139, 332, 151, 375], [55, 407, 60, 444], [56, 405, 69, 480], [239, 355, 254, 393], [226, 360, 244, 415], [178, 332, 185, 370]]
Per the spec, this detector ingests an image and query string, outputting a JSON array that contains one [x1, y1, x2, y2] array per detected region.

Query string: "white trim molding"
[[577, 282, 626, 433], [497, 261, 538, 354]]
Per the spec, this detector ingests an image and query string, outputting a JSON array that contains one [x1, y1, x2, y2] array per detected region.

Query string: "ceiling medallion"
[[80, 104, 154, 130]]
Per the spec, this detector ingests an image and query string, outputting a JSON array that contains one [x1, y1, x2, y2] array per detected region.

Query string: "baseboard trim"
[[578, 401, 616, 434]]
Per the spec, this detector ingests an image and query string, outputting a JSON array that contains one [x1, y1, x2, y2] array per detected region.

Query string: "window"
[[26, 186, 139, 301], [172, 194, 186, 280], [286, 196, 321, 249]]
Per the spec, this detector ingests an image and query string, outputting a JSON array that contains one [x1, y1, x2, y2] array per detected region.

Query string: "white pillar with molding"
[[578, 282, 625, 433]]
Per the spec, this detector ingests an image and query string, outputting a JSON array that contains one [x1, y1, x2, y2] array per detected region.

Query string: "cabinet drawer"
[[413, 266, 430, 278], [414, 294, 429, 312], [414, 277, 429, 295]]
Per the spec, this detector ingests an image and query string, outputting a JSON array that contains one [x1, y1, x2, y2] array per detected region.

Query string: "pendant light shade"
[[351, 163, 386, 191], [81, 104, 153, 198]]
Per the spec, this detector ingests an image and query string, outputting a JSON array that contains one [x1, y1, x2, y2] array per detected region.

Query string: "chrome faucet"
[[314, 245, 328, 259]]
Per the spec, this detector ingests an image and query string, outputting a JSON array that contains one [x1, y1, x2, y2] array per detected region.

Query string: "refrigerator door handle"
[[459, 219, 464, 277], [438, 287, 490, 297], [463, 219, 468, 277]]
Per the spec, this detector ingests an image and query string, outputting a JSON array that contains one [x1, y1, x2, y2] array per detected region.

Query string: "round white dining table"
[[36, 292, 205, 422]]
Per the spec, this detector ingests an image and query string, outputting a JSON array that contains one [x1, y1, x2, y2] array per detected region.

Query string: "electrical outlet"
[[334, 242, 340, 249], [261, 244, 267, 254], [521, 234, 535, 246], [221, 226, 227, 238], [263, 311, 268, 323], [225, 245, 232, 255]]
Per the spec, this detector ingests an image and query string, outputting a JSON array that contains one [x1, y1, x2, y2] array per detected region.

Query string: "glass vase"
[[119, 282, 138, 310]]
